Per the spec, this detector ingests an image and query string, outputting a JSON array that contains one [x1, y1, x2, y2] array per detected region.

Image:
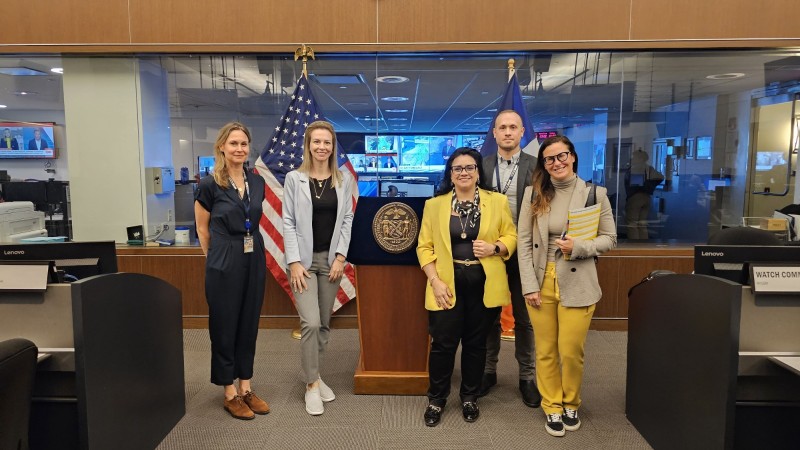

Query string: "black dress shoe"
[[424, 404, 443, 427], [462, 401, 480, 422], [519, 379, 542, 408], [477, 372, 497, 397]]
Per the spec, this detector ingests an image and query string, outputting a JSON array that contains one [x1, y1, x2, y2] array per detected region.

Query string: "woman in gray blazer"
[[283, 121, 355, 416], [517, 136, 617, 437]]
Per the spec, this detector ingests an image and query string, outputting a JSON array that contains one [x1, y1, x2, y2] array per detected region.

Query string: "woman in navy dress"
[[195, 122, 270, 420]]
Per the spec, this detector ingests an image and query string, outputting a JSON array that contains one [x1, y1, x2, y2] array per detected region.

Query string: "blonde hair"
[[297, 120, 342, 187], [212, 122, 252, 188]]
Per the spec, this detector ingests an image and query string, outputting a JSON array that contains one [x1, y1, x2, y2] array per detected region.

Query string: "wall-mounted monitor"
[[353, 134, 486, 174], [0, 122, 56, 159], [364, 135, 396, 153], [198, 156, 215, 177], [695, 136, 712, 160], [755, 151, 787, 171], [459, 135, 486, 152]]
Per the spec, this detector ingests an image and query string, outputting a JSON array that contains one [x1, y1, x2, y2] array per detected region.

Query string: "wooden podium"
[[348, 197, 430, 395]]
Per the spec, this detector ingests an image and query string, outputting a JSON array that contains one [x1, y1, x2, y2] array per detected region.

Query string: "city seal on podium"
[[372, 202, 419, 254]]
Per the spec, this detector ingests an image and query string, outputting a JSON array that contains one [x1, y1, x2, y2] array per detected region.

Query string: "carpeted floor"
[[157, 328, 652, 449]]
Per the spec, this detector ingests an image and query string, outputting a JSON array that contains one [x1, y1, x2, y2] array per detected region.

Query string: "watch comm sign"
[[750, 264, 800, 294]]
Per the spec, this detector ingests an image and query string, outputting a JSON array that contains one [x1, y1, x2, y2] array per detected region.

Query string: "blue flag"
[[480, 73, 536, 157]]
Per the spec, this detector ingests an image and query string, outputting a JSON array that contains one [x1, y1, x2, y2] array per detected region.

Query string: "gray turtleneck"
[[546, 174, 578, 262]]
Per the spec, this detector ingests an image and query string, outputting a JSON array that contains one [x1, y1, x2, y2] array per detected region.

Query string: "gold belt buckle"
[[454, 259, 480, 266]]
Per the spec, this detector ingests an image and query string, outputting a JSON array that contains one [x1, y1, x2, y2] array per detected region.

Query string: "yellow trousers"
[[527, 262, 595, 414]]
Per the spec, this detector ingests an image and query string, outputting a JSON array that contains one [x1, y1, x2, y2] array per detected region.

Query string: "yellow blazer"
[[417, 188, 517, 311]]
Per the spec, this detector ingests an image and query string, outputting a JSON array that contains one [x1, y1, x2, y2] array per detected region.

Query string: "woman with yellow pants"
[[516, 136, 617, 437]]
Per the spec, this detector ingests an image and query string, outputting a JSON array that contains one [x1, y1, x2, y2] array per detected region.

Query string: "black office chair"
[[0, 338, 37, 450], [708, 226, 783, 246]]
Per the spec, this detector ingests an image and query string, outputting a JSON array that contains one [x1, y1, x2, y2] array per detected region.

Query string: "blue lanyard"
[[229, 176, 252, 235]]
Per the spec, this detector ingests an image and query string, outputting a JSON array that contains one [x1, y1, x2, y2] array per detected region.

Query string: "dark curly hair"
[[435, 147, 491, 196]]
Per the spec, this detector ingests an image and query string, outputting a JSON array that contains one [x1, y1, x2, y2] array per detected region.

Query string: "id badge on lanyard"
[[243, 231, 254, 253], [231, 176, 254, 254]]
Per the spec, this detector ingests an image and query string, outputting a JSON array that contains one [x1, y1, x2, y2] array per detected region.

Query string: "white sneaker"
[[318, 378, 336, 402], [305, 386, 324, 415]]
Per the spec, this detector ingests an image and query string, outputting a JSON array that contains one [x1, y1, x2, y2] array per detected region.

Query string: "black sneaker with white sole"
[[545, 412, 566, 437], [563, 408, 581, 431]]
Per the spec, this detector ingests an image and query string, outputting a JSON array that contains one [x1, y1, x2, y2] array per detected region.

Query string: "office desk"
[[0, 274, 184, 450], [627, 275, 800, 449], [117, 243, 695, 330]]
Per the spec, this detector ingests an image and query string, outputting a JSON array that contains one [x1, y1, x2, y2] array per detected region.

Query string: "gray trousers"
[[484, 254, 536, 380], [293, 251, 341, 384]]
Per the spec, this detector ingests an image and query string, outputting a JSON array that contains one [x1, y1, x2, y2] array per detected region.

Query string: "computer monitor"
[[198, 156, 215, 177], [0, 241, 117, 281], [3, 181, 48, 205], [694, 245, 800, 284]]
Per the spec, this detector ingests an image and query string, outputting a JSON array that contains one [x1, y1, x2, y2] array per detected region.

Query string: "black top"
[[310, 176, 338, 252], [195, 172, 265, 247], [450, 214, 480, 260]]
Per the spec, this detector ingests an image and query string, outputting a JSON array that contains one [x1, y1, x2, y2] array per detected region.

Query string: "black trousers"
[[485, 254, 536, 379], [205, 235, 266, 386], [427, 264, 500, 406]]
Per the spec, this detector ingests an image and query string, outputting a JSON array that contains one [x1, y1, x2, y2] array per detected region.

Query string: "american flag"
[[254, 74, 359, 311]]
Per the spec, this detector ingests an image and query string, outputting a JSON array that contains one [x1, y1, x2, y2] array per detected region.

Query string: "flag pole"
[[289, 44, 316, 340], [500, 57, 518, 342]]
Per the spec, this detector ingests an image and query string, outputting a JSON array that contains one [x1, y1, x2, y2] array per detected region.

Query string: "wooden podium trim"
[[353, 353, 429, 395]]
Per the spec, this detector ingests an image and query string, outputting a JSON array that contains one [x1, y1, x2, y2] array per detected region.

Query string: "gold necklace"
[[311, 177, 327, 199], [457, 214, 469, 239]]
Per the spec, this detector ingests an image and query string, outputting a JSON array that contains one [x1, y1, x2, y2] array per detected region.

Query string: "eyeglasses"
[[543, 151, 571, 166], [451, 164, 477, 174]]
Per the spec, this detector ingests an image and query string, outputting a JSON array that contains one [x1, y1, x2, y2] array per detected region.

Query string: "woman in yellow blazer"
[[416, 147, 517, 427]]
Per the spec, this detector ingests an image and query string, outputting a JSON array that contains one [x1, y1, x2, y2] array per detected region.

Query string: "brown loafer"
[[224, 395, 255, 420], [243, 390, 270, 415]]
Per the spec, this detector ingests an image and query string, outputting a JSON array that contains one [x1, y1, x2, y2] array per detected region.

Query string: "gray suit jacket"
[[482, 151, 536, 225], [282, 170, 355, 268], [517, 179, 617, 307]]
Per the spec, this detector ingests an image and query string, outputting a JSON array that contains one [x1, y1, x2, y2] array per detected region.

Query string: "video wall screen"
[[0, 122, 57, 159], [344, 133, 486, 174]]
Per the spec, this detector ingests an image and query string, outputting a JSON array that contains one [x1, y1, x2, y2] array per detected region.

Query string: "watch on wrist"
[[494, 245, 500, 255]]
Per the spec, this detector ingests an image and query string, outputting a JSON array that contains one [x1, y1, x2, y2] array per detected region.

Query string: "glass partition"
[[2, 49, 799, 244]]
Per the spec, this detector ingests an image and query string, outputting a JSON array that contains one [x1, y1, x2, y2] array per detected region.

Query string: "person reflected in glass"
[[624, 150, 664, 240], [283, 120, 355, 416], [517, 136, 617, 437], [194, 122, 270, 420], [417, 147, 517, 427]]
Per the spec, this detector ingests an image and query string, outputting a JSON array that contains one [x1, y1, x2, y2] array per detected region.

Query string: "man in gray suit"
[[479, 110, 541, 408]]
